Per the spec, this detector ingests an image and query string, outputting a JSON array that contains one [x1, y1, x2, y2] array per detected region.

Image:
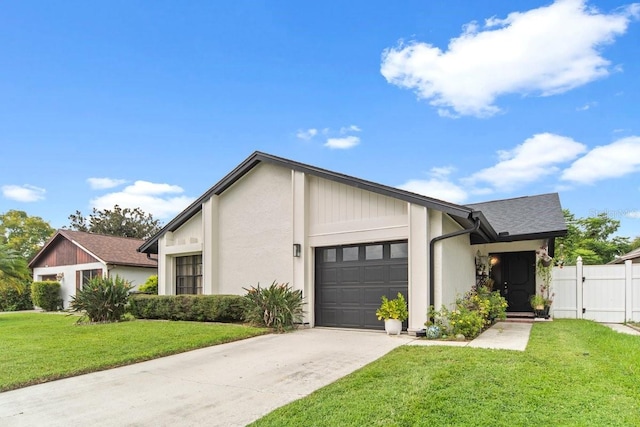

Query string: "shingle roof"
[[609, 246, 640, 264], [30, 230, 158, 268], [467, 193, 567, 240], [138, 152, 567, 253]]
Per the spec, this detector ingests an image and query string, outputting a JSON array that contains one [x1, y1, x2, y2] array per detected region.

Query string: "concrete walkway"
[[0, 328, 412, 427], [604, 323, 640, 335], [407, 321, 533, 351]]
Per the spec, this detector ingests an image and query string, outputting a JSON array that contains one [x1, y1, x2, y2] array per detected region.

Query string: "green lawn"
[[0, 312, 267, 392], [252, 320, 640, 426]]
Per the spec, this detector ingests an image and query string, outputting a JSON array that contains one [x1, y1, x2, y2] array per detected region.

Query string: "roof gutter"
[[429, 215, 481, 308]]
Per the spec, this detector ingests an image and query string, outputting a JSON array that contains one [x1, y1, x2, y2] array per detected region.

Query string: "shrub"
[[0, 281, 33, 311], [138, 275, 158, 294], [426, 285, 507, 339], [376, 293, 408, 321], [127, 294, 245, 322], [31, 281, 62, 311], [243, 282, 304, 332], [70, 275, 133, 323]]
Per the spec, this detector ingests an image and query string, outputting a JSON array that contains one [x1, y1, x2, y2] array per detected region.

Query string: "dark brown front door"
[[491, 251, 536, 312]]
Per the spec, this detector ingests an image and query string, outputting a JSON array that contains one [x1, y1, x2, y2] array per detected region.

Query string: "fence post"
[[576, 256, 583, 319], [625, 260, 633, 322]]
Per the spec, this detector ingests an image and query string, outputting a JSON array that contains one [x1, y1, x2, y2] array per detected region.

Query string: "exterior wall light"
[[293, 244, 301, 258], [56, 272, 64, 281]]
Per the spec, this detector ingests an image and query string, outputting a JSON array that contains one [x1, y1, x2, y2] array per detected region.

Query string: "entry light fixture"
[[293, 244, 301, 258], [56, 272, 64, 281]]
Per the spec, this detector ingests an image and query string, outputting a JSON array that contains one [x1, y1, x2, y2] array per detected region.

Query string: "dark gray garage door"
[[315, 241, 409, 330]]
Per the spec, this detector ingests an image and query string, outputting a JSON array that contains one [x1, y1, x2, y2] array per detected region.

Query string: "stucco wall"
[[169, 212, 202, 247], [217, 162, 293, 294], [440, 215, 476, 309], [33, 262, 105, 309], [110, 266, 156, 291]]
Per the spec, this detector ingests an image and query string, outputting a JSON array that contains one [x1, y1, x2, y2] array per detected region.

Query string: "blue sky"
[[1, 0, 639, 239]]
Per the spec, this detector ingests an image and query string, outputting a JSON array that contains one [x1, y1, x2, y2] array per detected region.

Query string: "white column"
[[576, 256, 583, 319], [292, 171, 309, 323], [408, 204, 428, 335], [202, 198, 219, 295]]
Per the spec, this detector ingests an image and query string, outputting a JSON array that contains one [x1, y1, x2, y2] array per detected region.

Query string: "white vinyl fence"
[[553, 259, 640, 323]]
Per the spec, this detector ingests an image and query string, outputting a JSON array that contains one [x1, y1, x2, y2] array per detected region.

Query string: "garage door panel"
[[340, 288, 362, 305], [319, 288, 338, 304], [364, 288, 390, 304], [340, 266, 361, 283], [389, 264, 408, 281], [364, 265, 385, 282], [315, 241, 408, 330], [320, 268, 337, 284], [340, 309, 362, 327]]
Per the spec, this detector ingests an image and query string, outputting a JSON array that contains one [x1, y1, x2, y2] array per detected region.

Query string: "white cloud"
[[398, 165, 467, 202], [90, 180, 194, 219], [576, 101, 598, 111], [87, 177, 127, 190], [626, 211, 640, 219], [325, 136, 360, 149], [340, 124, 362, 134], [561, 136, 640, 183], [398, 178, 468, 203], [466, 133, 587, 191], [1, 184, 46, 202], [296, 128, 318, 140], [381, 0, 639, 117]]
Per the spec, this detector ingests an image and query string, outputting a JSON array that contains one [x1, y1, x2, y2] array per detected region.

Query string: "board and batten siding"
[[307, 175, 409, 247]]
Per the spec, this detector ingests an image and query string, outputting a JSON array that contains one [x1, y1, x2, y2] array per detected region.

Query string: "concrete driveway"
[[0, 329, 412, 427]]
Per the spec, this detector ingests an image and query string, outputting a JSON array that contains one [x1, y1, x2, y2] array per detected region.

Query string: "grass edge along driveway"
[[252, 320, 640, 427], [0, 312, 267, 392]]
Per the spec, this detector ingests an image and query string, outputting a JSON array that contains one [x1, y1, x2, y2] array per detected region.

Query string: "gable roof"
[[609, 246, 640, 264], [466, 193, 567, 241], [29, 229, 158, 269], [138, 151, 566, 253]]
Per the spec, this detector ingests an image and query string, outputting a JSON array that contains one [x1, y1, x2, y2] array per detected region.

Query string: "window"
[[82, 269, 102, 287], [176, 254, 203, 295], [365, 245, 383, 260], [323, 248, 336, 262], [390, 242, 408, 259], [342, 247, 359, 261]]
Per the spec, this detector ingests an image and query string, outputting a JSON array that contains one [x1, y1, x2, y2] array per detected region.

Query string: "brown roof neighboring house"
[[608, 247, 640, 264], [29, 229, 157, 269]]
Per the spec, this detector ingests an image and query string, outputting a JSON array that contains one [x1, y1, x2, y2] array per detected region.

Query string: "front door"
[[490, 251, 535, 312]]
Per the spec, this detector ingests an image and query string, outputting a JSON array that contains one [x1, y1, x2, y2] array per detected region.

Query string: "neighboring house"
[[609, 247, 640, 264], [30, 230, 158, 308], [138, 152, 567, 333]]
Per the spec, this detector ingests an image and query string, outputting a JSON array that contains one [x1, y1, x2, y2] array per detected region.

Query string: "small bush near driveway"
[[243, 282, 304, 332], [0, 313, 267, 392]]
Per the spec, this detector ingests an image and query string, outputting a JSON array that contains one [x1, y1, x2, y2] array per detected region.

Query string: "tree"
[[555, 209, 632, 265], [0, 243, 31, 293], [0, 210, 55, 260], [67, 205, 162, 239]]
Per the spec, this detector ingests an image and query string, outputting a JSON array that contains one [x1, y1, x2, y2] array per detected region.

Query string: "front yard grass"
[[0, 312, 267, 392], [253, 320, 640, 426]]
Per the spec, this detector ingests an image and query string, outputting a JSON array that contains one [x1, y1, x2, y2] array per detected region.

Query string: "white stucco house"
[[30, 230, 158, 308], [139, 152, 567, 334]]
